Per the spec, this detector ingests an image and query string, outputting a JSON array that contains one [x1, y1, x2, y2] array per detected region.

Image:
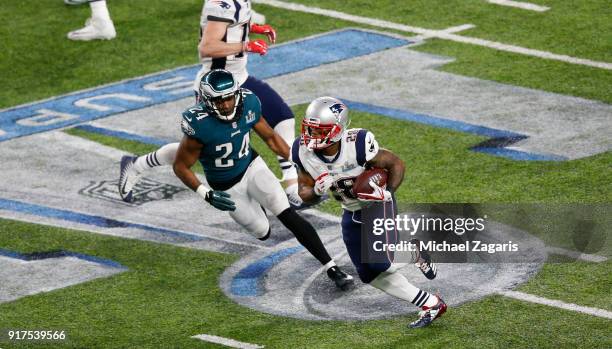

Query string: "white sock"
[[90, 0, 112, 22], [370, 272, 438, 308], [133, 143, 179, 173], [324, 260, 336, 270], [273, 119, 298, 181]]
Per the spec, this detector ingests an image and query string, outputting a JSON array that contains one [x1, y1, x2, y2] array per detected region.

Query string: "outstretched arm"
[[365, 149, 405, 192], [253, 117, 290, 159]]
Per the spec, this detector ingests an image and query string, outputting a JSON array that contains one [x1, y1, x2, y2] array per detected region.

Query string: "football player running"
[[119, 0, 305, 207], [172, 70, 353, 290], [292, 97, 447, 328]]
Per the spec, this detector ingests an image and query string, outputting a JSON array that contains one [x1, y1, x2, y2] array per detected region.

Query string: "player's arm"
[[199, 21, 244, 58], [173, 135, 204, 191], [252, 117, 290, 159], [365, 149, 405, 192], [297, 168, 321, 204], [173, 135, 236, 211]]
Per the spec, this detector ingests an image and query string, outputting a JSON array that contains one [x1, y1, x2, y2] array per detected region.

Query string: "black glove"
[[205, 190, 236, 211]]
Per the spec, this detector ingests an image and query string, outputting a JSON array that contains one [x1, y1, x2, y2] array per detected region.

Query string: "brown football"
[[352, 168, 388, 195]]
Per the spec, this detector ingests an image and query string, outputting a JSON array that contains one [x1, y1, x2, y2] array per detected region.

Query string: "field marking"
[[415, 24, 476, 40], [192, 334, 264, 349], [499, 290, 612, 319], [487, 0, 550, 12], [546, 246, 608, 263], [253, 0, 612, 70]]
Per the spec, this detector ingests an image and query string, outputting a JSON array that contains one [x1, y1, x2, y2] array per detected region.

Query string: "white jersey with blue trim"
[[292, 128, 380, 212], [195, 0, 252, 87]]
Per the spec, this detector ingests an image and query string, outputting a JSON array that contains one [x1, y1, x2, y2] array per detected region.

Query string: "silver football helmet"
[[301, 97, 350, 150]]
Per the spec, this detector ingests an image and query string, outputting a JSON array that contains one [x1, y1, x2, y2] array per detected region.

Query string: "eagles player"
[[172, 70, 353, 289], [119, 0, 305, 207], [292, 97, 447, 328]]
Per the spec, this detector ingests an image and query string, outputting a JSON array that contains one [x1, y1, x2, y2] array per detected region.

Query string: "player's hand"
[[250, 23, 276, 43], [314, 173, 334, 196], [205, 190, 236, 211], [244, 39, 268, 55], [357, 180, 392, 202]]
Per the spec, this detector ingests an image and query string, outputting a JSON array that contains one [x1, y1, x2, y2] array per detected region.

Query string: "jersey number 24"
[[215, 133, 250, 167]]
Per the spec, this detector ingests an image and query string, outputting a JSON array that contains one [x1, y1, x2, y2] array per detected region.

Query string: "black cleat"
[[326, 266, 354, 291], [411, 239, 437, 280], [409, 296, 447, 329]]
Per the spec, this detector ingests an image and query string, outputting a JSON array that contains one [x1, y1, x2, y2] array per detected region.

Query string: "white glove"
[[314, 173, 334, 196], [357, 180, 392, 202]]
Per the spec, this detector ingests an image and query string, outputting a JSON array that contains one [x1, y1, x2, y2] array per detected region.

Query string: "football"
[[352, 168, 388, 195]]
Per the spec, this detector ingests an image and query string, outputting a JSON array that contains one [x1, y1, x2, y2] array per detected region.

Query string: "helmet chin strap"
[[220, 108, 237, 121]]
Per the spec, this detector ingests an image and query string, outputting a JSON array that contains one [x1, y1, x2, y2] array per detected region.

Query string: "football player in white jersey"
[[292, 97, 448, 329], [119, 0, 304, 207]]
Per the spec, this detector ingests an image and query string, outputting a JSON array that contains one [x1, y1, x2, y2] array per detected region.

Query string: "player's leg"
[[341, 210, 447, 328], [245, 157, 354, 289], [225, 177, 271, 240], [240, 77, 303, 207], [118, 143, 179, 202], [67, 0, 116, 41]]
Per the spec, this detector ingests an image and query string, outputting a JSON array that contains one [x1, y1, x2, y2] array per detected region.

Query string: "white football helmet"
[[301, 97, 350, 150]]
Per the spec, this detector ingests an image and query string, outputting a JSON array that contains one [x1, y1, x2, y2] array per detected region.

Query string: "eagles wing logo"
[[329, 103, 345, 115], [181, 119, 195, 136]]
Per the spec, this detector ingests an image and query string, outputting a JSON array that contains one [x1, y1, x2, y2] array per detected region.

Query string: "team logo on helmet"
[[329, 103, 345, 116]]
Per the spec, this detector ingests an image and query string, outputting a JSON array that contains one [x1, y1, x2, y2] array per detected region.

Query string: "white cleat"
[[67, 17, 116, 41]]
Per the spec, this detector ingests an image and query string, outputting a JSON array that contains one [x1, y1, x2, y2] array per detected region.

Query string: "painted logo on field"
[[79, 178, 186, 206], [220, 215, 547, 320]]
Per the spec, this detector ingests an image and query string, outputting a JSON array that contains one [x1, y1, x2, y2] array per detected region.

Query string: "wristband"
[[196, 184, 211, 199]]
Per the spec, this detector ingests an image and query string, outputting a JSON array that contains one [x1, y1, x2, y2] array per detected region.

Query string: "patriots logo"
[[329, 103, 345, 115], [213, 0, 231, 9]]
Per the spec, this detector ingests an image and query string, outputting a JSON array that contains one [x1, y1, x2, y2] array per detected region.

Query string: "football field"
[[0, 1, 610, 348]]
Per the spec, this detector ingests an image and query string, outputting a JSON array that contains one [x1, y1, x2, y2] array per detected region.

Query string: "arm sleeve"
[[355, 129, 379, 166]]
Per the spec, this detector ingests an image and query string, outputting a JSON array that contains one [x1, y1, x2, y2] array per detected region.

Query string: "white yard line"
[[499, 290, 612, 319], [487, 0, 550, 12], [253, 0, 612, 70], [192, 334, 264, 349], [546, 246, 608, 263]]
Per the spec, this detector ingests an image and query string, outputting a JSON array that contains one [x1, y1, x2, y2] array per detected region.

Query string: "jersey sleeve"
[[355, 129, 379, 166], [290, 137, 305, 171], [180, 110, 199, 140], [202, 0, 236, 25]]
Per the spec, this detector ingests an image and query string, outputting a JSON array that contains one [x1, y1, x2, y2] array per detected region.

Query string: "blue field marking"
[[0, 198, 203, 243], [345, 100, 566, 161], [74, 125, 169, 146], [0, 248, 127, 269], [231, 246, 304, 297], [0, 29, 409, 143]]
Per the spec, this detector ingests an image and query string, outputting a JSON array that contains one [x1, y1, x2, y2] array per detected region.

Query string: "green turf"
[[1, 219, 611, 349]]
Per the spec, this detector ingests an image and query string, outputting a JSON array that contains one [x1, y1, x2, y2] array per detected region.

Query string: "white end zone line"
[[499, 290, 612, 319], [487, 0, 550, 12], [192, 334, 264, 349], [254, 0, 612, 70], [414, 24, 476, 40]]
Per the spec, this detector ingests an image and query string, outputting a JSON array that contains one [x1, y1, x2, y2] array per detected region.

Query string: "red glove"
[[250, 23, 276, 43], [244, 39, 268, 56]]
